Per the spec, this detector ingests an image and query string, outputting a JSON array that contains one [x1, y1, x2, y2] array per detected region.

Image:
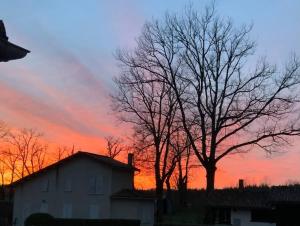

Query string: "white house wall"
[[13, 156, 135, 226]]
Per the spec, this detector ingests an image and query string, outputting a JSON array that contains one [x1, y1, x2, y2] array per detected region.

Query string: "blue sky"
[[0, 0, 300, 187]]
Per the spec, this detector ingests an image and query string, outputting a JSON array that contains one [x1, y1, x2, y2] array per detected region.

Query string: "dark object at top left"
[[0, 20, 30, 62]]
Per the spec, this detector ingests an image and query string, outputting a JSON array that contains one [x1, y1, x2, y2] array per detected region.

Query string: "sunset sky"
[[1, 0, 300, 188]]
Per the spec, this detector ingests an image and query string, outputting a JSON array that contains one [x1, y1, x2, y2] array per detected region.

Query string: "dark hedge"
[[25, 213, 54, 226], [25, 214, 140, 226]]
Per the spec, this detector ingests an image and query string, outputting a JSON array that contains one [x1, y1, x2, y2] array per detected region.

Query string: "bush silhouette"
[[25, 213, 54, 226]]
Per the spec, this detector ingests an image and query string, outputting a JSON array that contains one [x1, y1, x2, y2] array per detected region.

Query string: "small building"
[[12, 151, 155, 226], [208, 184, 300, 226], [111, 189, 155, 226]]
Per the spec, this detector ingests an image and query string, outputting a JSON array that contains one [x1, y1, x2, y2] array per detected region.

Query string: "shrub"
[[25, 216, 140, 226], [25, 213, 54, 226], [54, 219, 140, 226]]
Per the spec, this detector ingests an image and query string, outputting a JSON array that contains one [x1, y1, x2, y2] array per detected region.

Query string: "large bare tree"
[[113, 63, 180, 218], [116, 5, 300, 191]]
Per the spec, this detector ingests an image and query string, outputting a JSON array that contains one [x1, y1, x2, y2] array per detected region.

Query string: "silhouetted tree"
[[116, 5, 300, 192], [0, 148, 17, 185], [113, 64, 180, 219], [0, 121, 8, 139], [105, 136, 125, 159], [0, 128, 48, 200], [170, 130, 192, 206], [0, 122, 9, 198], [55, 144, 76, 161], [6, 128, 48, 177]]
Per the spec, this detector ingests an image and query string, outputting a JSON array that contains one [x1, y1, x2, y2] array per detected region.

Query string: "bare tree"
[[0, 157, 7, 199], [55, 144, 76, 162], [113, 64, 180, 218], [0, 126, 49, 200], [105, 136, 125, 159], [170, 130, 193, 206], [0, 147, 19, 201], [0, 162, 5, 187], [0, 121, 8, 139], [6, 128, 48, 178], [0, 148, 18, 185], [0, 121, 10, 198], [56, 146, 66, 161], [0, 121, 9, 187], [116, 5, 300, 191]]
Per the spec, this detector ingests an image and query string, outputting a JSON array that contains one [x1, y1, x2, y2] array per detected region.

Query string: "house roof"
[[12, 151, 138, 187], [207, 185, 300, 209], [111, 189, 156, 200], [0, 20, 30, 62], [0, 39, 30, 61]]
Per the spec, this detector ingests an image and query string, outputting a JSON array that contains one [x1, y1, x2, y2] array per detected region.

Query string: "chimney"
[[127, 153, 134, 166], [239, 179, 244, 189]]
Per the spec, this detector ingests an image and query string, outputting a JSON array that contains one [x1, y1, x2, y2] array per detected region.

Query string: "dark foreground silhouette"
[[0, 20, 30, 62]]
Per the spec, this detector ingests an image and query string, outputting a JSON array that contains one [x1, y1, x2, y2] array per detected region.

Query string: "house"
[[207, 183, 300, 226], [12, 151, 155, 226]]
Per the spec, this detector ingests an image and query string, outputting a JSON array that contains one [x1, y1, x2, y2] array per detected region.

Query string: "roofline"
[[12, 151, 138, 187], [111, 196, 155, 201], [82, 151, 139, 172], [0, 38, 30, 53], [110, 189, 156, 200]]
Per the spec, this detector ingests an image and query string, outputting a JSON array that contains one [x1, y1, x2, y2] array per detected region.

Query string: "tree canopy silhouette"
[[115, 5, 300, 192]]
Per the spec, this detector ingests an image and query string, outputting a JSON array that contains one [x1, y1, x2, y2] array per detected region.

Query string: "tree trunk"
[[166, 178, 171, 193], [165, 179, 173, 214], [155, 179, 164, 223], [206, 164, 217, 192], [178, 181, 187, 207]]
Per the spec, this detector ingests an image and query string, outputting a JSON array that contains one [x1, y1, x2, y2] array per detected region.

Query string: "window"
[[22, 203, 31, 220], [89, 204, 99, 219], [62, 203, 72, 218], [64, 178, 72, 192], [88, 176, 104, 194], [41, 178, 49, 192], [88, 177, 96, 193], [40, 200, 48, 213]]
